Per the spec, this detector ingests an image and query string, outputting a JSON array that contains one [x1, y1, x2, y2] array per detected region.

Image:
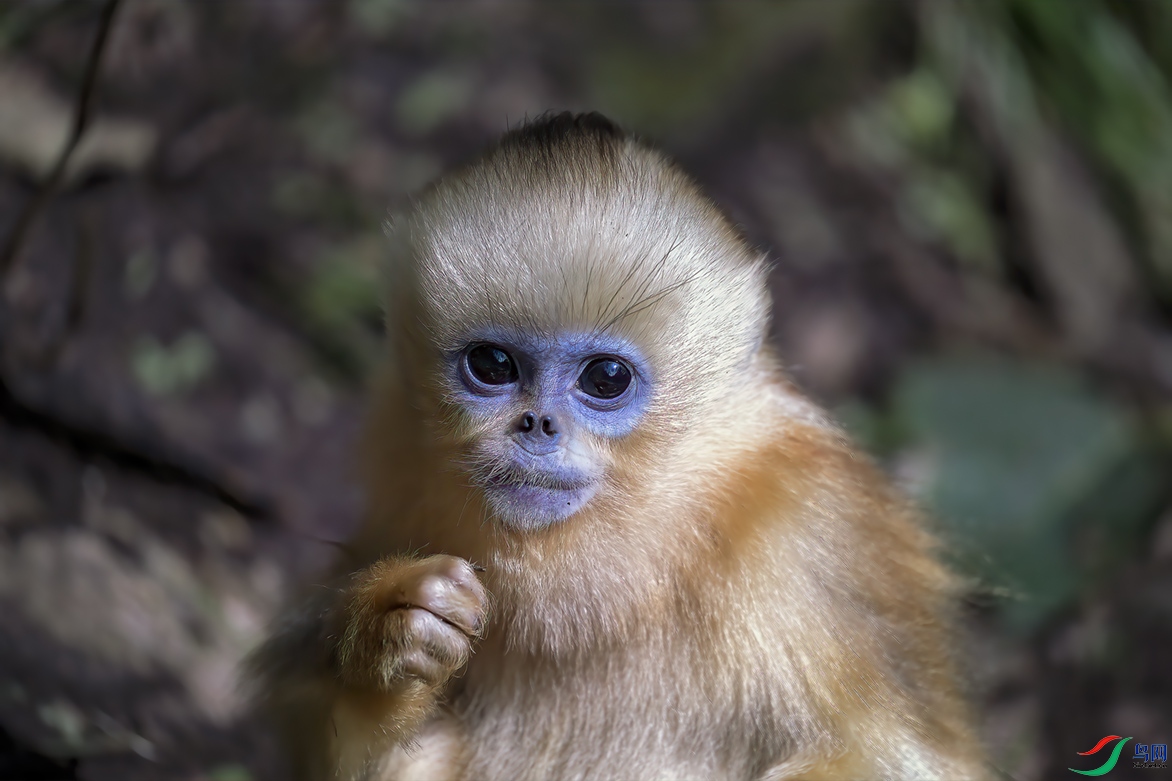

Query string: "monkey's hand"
[[333, 555, 488, 692]]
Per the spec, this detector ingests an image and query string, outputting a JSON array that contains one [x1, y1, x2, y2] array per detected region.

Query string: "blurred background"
[[0, 0, 1169, 779]]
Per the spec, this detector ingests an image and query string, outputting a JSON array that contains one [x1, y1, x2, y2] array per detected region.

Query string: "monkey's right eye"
[[465, 344, 519, 385]]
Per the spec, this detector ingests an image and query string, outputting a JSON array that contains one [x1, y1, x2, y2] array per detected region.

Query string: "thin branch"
[[0, 0, 272, 522], [0, 0, 122, 279]]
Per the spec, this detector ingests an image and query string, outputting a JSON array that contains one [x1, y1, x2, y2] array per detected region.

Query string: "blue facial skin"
[[445, 329, 652, 531]]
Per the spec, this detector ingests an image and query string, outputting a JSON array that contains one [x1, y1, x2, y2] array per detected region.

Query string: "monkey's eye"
[[578, 357, 632, 400], [465, 344, 518, 385]]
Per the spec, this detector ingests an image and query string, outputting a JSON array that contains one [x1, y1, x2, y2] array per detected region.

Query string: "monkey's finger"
[[399, 579, 486, 638], [399, 607, 473, 678], [416, 555, 487, 600], [396, 564, 487, 637]]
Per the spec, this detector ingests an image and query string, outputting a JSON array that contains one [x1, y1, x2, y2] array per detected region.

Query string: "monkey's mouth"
[[476, 465, 598, 529], [483, 466, 591, 492]]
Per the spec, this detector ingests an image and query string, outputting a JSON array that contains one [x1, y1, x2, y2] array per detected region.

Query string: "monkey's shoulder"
[[708, 382, 940, 582]]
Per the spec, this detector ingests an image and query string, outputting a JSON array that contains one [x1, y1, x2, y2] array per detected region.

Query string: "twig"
[[0, 0, 122, 279], [0, 0, 272, 523]]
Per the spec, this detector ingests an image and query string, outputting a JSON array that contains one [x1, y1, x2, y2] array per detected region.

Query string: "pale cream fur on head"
[[384, 113, 772, 421]]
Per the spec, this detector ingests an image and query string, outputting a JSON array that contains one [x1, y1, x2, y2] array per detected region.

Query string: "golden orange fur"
[[250, 113, 989, 780]]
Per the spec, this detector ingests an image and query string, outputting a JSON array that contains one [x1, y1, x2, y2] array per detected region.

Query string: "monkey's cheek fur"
[[483, 481, 599, 530]]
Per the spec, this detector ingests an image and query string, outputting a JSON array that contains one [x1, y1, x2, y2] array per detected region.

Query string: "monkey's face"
[[443, 329, 652, 531], [387, 119, 772, 534]]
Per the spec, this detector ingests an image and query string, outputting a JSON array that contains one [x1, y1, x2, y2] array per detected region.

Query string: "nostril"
[[518, 412, 536, 433], [541, 416, 558, 436]]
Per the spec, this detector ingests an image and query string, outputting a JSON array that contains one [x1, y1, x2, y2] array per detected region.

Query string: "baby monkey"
[[251, 113, 989, 780]]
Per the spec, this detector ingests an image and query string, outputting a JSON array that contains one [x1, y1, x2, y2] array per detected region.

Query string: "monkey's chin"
[[483, 481, 598, 531]]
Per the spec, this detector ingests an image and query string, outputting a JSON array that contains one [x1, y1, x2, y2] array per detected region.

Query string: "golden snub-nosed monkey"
[[249, 112, 990, 781]]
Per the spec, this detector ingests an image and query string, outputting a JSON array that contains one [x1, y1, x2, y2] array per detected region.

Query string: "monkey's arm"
[[248, 555, 486, 781]]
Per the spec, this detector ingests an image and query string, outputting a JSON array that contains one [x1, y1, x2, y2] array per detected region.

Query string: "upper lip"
[[483, 465, 592, 491], [515, 440, 559, 458]]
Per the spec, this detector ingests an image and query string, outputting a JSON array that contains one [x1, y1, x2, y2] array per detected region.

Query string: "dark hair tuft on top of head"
[[499, 112, 626, 156]]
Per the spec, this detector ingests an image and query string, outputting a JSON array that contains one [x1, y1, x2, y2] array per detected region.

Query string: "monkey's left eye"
[[466, 344, 518, 385], [578, 357, 632, 400]]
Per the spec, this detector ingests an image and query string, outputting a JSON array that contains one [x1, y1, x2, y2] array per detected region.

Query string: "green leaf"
[[891, 355, 1148, 630], [131, 332, 216, 397], [206, 764, 253, 781]]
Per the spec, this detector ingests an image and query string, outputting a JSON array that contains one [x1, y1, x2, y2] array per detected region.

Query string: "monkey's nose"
[[517, 411, 559, 440]]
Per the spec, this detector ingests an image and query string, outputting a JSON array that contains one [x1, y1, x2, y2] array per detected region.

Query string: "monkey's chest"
[[390, 666, 757, 781]]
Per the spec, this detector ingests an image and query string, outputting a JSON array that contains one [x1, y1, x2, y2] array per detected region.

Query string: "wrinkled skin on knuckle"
[[411, 574, 487, 636], [407, 556, 490, 636]]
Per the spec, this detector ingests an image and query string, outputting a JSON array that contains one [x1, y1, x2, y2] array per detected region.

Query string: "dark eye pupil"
[[466, 344, 518, 385], [580, 358, 631, 400]]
